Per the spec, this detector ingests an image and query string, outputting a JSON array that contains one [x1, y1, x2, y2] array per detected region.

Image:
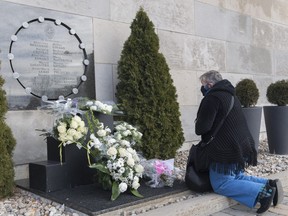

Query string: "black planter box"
[[29, 137, 96, 192], [93, 111, 114, 131], [29, 161, 68, 192]]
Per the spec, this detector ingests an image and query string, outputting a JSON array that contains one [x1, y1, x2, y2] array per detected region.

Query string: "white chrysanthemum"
[[119, 167, 125, 174], [119, 182, 128, 193]]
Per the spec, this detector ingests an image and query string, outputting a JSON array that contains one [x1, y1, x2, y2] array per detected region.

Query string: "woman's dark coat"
[[195, 79, 257, 171]]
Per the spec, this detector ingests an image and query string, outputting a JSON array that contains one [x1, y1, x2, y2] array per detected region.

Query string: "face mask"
[[200, 85, 209, 96]]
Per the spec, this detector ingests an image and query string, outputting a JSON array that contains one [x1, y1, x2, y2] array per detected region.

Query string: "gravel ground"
[[1, 140, 288, 216]]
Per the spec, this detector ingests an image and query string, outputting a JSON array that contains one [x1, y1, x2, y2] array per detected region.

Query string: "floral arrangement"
[[85, 110, 144, 200], [141, 159, 178, 188], [53, 113, 88, 163], [39, 98, 144, 201], [86, 100, 113, 114]]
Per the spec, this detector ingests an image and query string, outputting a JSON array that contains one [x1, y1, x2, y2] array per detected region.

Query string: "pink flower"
[[155, 160, 166, 175]]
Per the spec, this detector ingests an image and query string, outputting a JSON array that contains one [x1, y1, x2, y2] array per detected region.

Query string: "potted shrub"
[[263, 79, 288, 154], [235, 78, 261, 151]]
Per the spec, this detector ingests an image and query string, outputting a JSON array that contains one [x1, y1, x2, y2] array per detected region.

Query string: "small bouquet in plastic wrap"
[[142, 159, 178, 188]]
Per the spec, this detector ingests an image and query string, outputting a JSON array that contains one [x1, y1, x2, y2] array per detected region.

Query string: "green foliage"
[[235, 78, 259, 108], [116, 8, 184, 160], [266, 80, 288, 106], [0, 76, 16, 198]]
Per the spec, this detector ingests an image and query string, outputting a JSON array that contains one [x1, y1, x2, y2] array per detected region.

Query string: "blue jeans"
[[209, 164, 268, 208]]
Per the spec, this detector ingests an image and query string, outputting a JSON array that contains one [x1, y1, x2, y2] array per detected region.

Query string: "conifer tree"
[[0, 75, 16, 198], [116, 8, 184, 159]]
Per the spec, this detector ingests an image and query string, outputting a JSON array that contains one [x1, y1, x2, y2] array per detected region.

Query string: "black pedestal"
[[93, 111, 114, 131], [29, 161, 68, 192], [29, 137, 95, 192]]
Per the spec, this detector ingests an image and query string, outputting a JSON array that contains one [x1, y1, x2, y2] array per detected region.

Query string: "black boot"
[[256, 184, 276, 214], [268, 179, 284, 206]]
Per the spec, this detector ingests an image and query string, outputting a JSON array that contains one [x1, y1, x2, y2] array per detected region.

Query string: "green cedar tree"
[[116, 8, 184, 159], [0, 75, 16, 198]]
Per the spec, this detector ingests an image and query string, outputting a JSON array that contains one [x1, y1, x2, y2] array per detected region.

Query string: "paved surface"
[[133, 170, 288, 216]]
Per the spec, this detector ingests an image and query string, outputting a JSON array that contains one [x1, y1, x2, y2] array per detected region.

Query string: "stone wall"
[[2, 0, 288, 179]]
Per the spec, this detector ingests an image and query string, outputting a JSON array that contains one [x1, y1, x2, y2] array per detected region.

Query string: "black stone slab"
[[16, 179, 188, 215]]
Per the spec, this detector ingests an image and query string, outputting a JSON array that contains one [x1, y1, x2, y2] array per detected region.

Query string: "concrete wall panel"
[[170, 70, 198, 106], [159, 31, 225, 71], [4, 0, 110, 18], [111, 0, 195, 34], [252, 19, 273, 49], [93, 18, 130, 64]]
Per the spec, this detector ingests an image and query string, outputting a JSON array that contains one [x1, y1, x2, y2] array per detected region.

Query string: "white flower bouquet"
[[53, 113, 88, 162], [85, 110, 144, 200]]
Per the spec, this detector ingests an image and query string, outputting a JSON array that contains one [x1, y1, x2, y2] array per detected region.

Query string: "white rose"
[[119, 182, 128, 193], [107, 138, 116, 145], [134, 164, 144, 174], [66, 135, 74, 142], [57, 125, 66, 134], [58, 134, 67, 142], [97, 129, 106, 137], [115, 125, 125, 131], [103, 104, 113, 113], [78, 120, 85, 128], [118, 148, 127, 158], [86, 101, 93, 106], [73, 115, 82, 123], [67, 128, 77, 136], [90, 133, 96, 140], [107, 147, 117, 156], [73, 131, 83, 140], [127, 157, 135, 167], [70, 120, 78, 129], [120, 140, 130, 147], [122, 130, 132, 136], [115, 133, 122, 140], [132, 180, 140, 190], [90, 105, 97, 111]]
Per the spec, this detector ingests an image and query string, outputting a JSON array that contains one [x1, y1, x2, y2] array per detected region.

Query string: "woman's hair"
[[199, 70, 223, 84]]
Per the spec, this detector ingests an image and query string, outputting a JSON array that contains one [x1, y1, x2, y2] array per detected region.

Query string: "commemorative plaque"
[[8, 17, 89, 101]]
